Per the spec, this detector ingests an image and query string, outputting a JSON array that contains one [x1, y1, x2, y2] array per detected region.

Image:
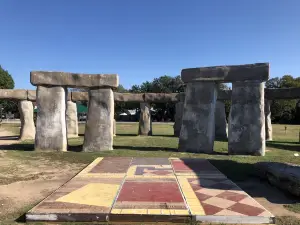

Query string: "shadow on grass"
[[152, 134, 176, 137], [113, 145, 178, 152], [0, 135, 19, 140], [0, 143, 34, 151], [266, 141, 300, 152], [116, 134, 138, 137]]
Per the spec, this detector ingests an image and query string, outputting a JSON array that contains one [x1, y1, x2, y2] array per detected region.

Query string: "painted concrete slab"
[[27, 157, 275, 224]]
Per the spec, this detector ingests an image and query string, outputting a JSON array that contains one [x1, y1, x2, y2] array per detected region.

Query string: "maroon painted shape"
[[228, 203, 265, 216], [201, 203, 223, 215]]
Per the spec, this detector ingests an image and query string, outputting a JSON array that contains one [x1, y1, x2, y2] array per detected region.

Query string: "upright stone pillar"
[[228, 82, 265, 156], [66, 101, 78, 138], [113, 119, 116, 136], [178, 82, 217, 153], [138, 103, 152, 136], [174, 101, 184, 137], [35, 86, 67, 151], [215, 100, 227, 140], [265, 99, 272, 141], [18, 100, 35, 140], [83, 88, 114, 151]]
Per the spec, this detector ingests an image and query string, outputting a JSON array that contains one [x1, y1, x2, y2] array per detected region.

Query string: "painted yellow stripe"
[[77, 157, 103, 176]]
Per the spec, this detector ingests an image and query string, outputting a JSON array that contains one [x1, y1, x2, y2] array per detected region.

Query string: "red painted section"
[[171, 160, 192, 171], [117, 181, 184, 203]]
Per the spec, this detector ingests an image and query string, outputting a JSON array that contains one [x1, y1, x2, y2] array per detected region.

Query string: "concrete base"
[[18, 100, 35, 140], [138, 103, 152, 136], [178, 82, 216, 153], [35, 86, 67, 151], [83, 88, 114, 151], [228, 81, 265, 156], [66, 101, 78, 138]]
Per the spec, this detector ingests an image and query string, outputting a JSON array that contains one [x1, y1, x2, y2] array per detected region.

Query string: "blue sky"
[[0, 0, 299, 89]]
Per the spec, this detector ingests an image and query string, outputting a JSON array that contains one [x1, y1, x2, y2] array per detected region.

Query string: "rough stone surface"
[[0, 89, 27, 100], [265, 99, 272, 141], [144, 93, 178, 103], [83, 88, 114, 151], [114, 93, 144, 102], [181, 63, 269, 83], [31, 71, 119, 88], [113, 119, 116, 136], [255, 162, 300, 197], [18, 100, 35, 140], [71, 91, 89, 101], [27, 90, 37, 101], [66, 101, 78, 137], [217, 89, 232, 101], [215, 101, 227, 140], [228, 81, 265, 156], [174, 102, 184, 137], [178, 82, 216, 153], [266, 87, 300, 100], [35, 86, 67, 151], [138, 103, 152, 136]]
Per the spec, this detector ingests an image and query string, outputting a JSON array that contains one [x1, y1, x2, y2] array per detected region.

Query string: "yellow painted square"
[[148, 209, 161, 215]]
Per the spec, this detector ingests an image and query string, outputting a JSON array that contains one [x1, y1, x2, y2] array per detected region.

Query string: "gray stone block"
[[114, 93, 144, 102], [18, 100, 35, 140], [265, 87, 300, 100], [35, 86, 67, 151], [27, 90, 37, 101], [178, 82, 217, 153], [0, 89, 27, 100], [31, 71, 119, 88], [144, 93, 179, 103], [138, 103, 152, 135], [181, 63, 269, 83], [71, 92, 89, 101], [83, 88, 114, 151], [228, 81, 265, 156], [66, 101, 78, 138], [217, 89, 232, 101], [113, 119, 116, 136], [174, 102, 184, 137], [265, 99, 272, 141], [215, 101, 227, 140]]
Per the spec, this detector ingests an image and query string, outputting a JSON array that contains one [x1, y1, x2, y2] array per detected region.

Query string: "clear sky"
[[0, 0, 299, 89]]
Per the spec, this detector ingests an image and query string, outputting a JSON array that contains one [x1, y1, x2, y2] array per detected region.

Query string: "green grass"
[[284, 203, 300, 214]]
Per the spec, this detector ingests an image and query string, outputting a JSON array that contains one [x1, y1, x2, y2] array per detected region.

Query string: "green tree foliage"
[[0, 65, 16, 116]]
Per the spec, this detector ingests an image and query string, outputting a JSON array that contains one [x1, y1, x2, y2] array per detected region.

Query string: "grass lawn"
[[1, 122, 300, 224]]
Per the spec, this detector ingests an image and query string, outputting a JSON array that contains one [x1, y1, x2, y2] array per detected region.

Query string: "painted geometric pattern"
[[27, 157, 274, 222]]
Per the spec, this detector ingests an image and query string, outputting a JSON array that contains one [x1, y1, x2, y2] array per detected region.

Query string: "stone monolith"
[[138, 103, 152, 136], [18, 100, 35, 140], [265, 99, 272, 141], [215, 100, 227, 140], [66, 101, 78, 138], [174, 101, 184, 137], [83, 88, 114, 151], [228, 81, 265, 156], [35, 86, 67, 151], [113, 119, 116, 136]]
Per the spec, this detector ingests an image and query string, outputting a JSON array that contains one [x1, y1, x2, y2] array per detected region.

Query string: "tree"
[[0, 65, 16, 116]]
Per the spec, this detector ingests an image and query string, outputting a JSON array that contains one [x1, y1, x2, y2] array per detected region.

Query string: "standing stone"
[[138, 103, 152, 136], [215, 100, 228, 140], [66, 101, 78, 138], [113, 119, 116, 136], [265, 99, 272, 141], [228, 81, 265, 156], [174, 102, 184, 137], [35, 86, 67, 151], [18, 100, 35, 140], [178, 82, 217, 153], [83, 88, 114, 151]]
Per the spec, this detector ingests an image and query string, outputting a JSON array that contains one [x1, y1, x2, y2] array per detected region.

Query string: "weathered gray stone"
[[217, 89, 232, 101], [31, 71, 119, 88], [0, 89, 27, 100], [138, 103, 152, 136], [144, 93, 178, 103], [83, 88, 114, 151], [178, 82, 217, 153], [228, 81, 265, 156], [174, 101, 184, 137], [27, 90, 36, 101], [66, 101, 78, 138], [114, 93, 144, 102], [265, 88, 300, 100], [181, 63, 269, 83], [215, 101, 227, 140], [18, 100, 35, 140], [71, 92, 89, 101], [113, 119, 116, 136], [265, 99, 272, 141], [255, 162, 300, 197], [35, 86, 67, 151]]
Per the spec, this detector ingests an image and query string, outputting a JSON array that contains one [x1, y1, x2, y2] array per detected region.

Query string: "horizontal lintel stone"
[[144, 93, 179, 103], [30, 71, 119, 88], [114, 93, 144, 102], [0, 89, 27, 100], [27, 90, 36, 101], [181, 63, 269, 83]]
